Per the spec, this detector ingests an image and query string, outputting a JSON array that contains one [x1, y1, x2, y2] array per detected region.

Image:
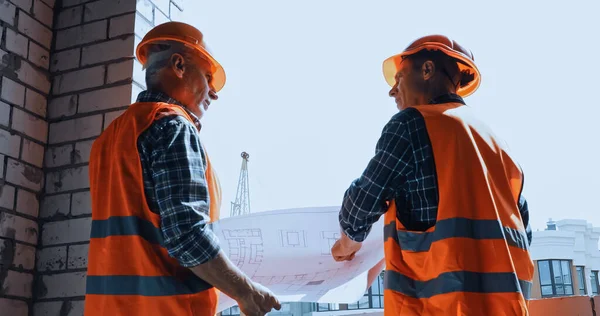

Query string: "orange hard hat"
[[382, 35, 481, 97], [136, 21, 226, 92]]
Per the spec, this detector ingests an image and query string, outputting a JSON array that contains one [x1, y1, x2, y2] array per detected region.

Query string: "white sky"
[[185, 0, 600, 231]]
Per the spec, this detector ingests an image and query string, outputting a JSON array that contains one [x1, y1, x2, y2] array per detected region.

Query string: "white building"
[[529, 219, 600, 298]]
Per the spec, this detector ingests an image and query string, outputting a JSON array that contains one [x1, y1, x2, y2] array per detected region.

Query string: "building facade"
[[529, 219, 600, 299]]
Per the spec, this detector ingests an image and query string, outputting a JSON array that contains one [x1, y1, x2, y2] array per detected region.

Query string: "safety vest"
[[84, 102, 222, 316], [383, 103, 534, 315]]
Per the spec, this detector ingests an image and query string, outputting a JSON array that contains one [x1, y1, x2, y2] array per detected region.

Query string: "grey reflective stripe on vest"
[[87, 217, 214, 296], [90, 216, 164, 246], [86, 275, 213, 296], [384, 269, 532, 300], [384, 217, 529, 252]]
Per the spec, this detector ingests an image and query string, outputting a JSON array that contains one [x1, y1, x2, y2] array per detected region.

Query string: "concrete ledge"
[[305, 296, 600, 316], [307, 310, 383, 316], [530, 296, 594, 316]]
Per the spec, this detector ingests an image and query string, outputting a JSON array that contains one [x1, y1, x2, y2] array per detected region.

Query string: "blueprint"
[[211, 206, 385, 312]]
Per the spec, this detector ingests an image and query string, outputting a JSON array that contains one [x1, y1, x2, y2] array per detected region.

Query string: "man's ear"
[[170, 53, 185, 79], [422, 60, 435, 81]]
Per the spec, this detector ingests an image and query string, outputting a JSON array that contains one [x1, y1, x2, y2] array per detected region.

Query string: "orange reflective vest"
[[84, 102, 221, 316], [383, 103, 534, 315]]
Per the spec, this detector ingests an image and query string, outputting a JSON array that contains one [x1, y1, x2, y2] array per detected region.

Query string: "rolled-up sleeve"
[[518, 194, 532, 246], [339, 116, 413, 242], [149, 116, 221, 267]]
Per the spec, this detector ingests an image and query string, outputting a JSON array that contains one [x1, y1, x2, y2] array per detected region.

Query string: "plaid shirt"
[[339, 94, 532, 244], [136, 90, 221, 267]]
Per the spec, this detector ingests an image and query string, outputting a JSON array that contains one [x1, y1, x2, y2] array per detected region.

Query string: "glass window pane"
[[359, 295, 369, 309], [370, 276, 379, 289], [553, 261, 563, 284], [372, 296, 382, 308], [372, 278, 381, 295], [555, 284, 565, 295], [561, 261, 572, 285], [577, 267, 585, 285], [372, 286, 380, 295], [592, 272, 599, 294], [578, 267, 587, 294], [538, 261, 552, 285], [565, 285, 574, 295], [348, 301, 359, 310], [541, 285, 554, 296]]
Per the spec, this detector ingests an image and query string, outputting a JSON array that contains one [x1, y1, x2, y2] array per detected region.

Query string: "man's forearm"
[[189, 250, 254, 300], [338, 184, 381, 243], [338, 118, 411, 242]]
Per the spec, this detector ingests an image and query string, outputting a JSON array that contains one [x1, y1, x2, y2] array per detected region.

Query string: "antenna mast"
[[230, 152, 251, 217]]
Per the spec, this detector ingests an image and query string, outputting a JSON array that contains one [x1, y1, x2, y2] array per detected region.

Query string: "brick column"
[[1, 0, 186, 315], [1, 0, 54, 315], [35, 1, 185, 314]]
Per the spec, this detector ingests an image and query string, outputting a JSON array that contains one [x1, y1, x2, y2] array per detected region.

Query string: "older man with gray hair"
[[84, 22, 280, 316]]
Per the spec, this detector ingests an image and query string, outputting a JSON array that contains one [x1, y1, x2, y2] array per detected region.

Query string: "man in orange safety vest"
[[84, 22, 281, 316], [331, 35, 534, 316]]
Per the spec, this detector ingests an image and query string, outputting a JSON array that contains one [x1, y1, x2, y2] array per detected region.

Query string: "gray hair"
[[143, 41, 196, 88]]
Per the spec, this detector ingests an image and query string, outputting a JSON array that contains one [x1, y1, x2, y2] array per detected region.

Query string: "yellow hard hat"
[[136, 21, 226, 92], [383, 35, 481, 97]]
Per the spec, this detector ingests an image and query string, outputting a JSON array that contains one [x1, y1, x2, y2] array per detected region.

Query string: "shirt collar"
[[428, 93, 466, 105], [136, 90, 202, 130]]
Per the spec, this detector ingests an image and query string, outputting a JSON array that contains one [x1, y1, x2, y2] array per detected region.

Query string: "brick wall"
[[1, 0, 54, 314], [0, 0, 186, 315]]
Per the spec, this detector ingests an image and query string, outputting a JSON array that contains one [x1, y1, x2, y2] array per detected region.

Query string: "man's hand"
[[237, 282, 281, 316], [331, 232, 362, 262], [188, 251, 280, 316]]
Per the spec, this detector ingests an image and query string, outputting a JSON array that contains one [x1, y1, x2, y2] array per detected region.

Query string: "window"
[[315, 303, 340, 311], [591, 271, 599, 295], [225, 303, 290, 314], [576, 266, 587, 295], [537, 260, 574, 297], [347, 271, 384, 310], [372, 271, 384, 308], [270, 303, 291, 313], [221, 306, 240, 316], [347, 295, 371, 310]]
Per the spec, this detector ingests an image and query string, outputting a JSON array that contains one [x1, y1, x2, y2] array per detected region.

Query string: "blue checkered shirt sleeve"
[[139, 115, 221, 267], [339, 114, 414, 242]]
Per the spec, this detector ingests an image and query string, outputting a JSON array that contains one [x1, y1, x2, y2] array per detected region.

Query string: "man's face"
[[182, 55, 219, 119], [170, 53, 218, 119], [388, 58, 421, 110]]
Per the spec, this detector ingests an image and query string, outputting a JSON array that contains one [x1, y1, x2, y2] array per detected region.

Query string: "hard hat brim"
[[382, 42, 481, 98], [136, 36, 226, 93]]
